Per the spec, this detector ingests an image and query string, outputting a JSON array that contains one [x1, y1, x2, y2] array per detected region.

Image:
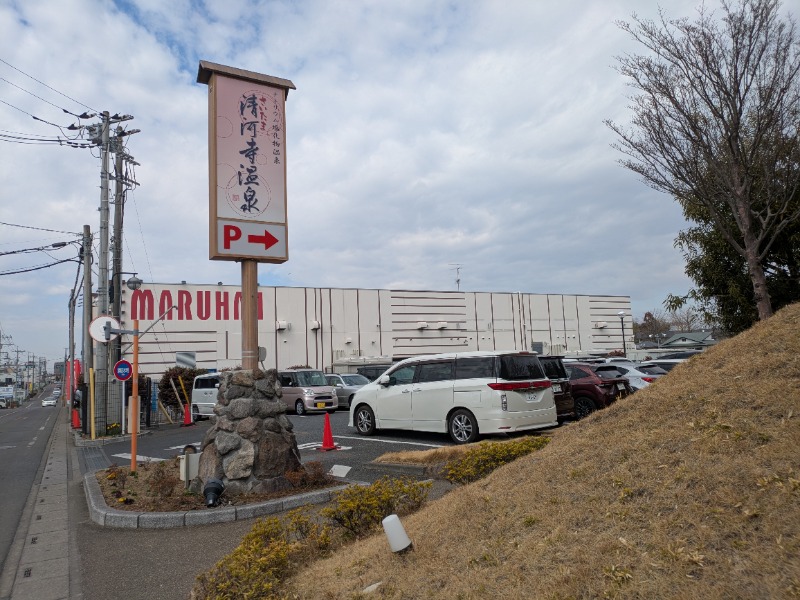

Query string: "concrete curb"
[[73, 429, 152, 447], [83, 471, 352, 529]]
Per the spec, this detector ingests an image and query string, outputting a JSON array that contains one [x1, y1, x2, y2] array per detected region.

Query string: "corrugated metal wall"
[[119, 284, 632, 376]]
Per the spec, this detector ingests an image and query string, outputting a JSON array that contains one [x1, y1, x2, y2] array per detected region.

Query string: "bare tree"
[[667, 307, 702, 332], [606, 0, 800, 321]]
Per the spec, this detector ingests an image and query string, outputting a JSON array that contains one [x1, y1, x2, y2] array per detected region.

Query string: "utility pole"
[[82, 225, 93, 384], [87, 111, 137, 433]]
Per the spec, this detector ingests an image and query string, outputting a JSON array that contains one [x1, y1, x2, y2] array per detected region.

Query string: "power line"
[[0, 221, 83, 236], [0, 258, 75, 276], [0, 57, 98, 113], [0, 77, 87, 118]]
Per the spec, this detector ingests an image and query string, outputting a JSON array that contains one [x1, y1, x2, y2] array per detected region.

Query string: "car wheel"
[[448, 409, 478, 444], [295, 400, 306, 416], [574, 397, 596, 420], [191, 404, 200, 422], [354, 405, 376, 435]]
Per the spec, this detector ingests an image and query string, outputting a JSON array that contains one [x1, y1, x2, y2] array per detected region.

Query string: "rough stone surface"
[[197, 369, 302, 493], [236, 416, 261, 442], [215, 431, 241, 455], [228, 397, 254, 419], [223, 438, 254, 479]]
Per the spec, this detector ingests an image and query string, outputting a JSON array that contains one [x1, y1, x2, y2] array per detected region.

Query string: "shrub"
[[321, 476, 431, 538], [192, 509, 331, 600], [147, 460, 180, 498], [283, 461, 331, 488], [443, 437, 550, 485], [105, 422, 121, 436]]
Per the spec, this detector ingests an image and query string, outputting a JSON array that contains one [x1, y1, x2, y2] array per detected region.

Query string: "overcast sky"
[[1, 0, 724, 367]]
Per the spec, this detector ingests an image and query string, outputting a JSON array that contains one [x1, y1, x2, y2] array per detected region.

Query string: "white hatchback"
[[349, 351, 558, 444]]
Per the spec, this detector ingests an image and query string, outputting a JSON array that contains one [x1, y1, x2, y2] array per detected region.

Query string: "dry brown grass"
[[96, 459, 338, 512], [375, 443, 486, 465], [282, 302, 800, 599]]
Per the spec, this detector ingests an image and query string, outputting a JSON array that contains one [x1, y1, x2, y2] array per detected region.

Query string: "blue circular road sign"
[[113, 360, 133, 381]]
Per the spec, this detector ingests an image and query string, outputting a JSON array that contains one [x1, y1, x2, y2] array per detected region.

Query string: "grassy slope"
[[284, 303, 800, 599]]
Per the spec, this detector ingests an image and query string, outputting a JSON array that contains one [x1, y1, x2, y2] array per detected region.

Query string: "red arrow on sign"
[[248, 230, 279, 250]]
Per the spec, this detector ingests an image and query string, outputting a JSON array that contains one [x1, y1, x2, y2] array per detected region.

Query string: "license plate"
[[553, 383, 562, 393], [315, 402, 326, 408], [525, 392, 538, 402], [616, 383, 625, 391]]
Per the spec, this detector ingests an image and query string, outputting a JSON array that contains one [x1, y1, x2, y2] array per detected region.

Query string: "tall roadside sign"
[[197, 62, 295, 370]]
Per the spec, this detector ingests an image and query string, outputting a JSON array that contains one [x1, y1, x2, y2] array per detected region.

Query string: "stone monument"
[[196, 368, 302, 495]]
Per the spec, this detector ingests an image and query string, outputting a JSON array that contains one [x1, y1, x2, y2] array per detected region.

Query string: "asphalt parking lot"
[[97, 409, 453, 483]]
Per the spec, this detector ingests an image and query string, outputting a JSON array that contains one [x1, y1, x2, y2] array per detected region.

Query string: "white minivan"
[[191, 373, 220, 421], [349, 351, 558, 444]]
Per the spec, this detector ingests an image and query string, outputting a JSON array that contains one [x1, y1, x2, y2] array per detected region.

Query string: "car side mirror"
[[215, 383, 220, 389], [378, 374, 391, 386]]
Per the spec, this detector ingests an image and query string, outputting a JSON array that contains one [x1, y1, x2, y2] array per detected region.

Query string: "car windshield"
[[539, 357, 567, 379], [594, 366, 625, 379], [639, 365, 668, 375], [342, 374, 369, 386], [294, 371, 328, 386], [499, 354, 546, 381]]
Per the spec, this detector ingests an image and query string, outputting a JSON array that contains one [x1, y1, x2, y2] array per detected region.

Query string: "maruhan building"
[[118, 282, 632, 377]]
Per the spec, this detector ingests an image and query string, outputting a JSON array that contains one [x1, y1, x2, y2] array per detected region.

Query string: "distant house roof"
[[662, 331, 716, 348]]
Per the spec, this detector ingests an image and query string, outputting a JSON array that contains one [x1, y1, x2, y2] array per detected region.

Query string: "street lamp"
[[618, 311, 627, 358]]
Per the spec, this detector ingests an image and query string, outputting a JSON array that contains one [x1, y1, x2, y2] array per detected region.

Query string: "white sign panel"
[[215, 219, 287, 260], [214, 76, 286, 224]]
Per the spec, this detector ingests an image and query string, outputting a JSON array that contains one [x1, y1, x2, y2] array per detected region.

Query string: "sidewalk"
[[0, 406, 82, 600], [1, 409, 455, 600]]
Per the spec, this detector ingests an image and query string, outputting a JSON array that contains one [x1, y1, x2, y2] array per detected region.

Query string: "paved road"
[[0, 387, 59, 576]]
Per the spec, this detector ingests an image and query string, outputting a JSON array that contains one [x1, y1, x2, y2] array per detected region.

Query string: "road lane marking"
[[297, 442, 352, 450], [334, 435, 444, 448], [111, 453, 166, 462]]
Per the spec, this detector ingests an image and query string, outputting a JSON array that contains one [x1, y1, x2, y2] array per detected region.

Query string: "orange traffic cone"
[[71, 408, 80, 429], [180, 402, 195, 427], [318, 412, 339, 451]]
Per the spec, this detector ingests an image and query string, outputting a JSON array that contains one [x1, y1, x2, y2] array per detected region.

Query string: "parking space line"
[[334, 435, 444, 448], [111, 453, 166, 462]]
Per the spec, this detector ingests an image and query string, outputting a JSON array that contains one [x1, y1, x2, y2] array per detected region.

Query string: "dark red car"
[[564, 362, 633, 419]]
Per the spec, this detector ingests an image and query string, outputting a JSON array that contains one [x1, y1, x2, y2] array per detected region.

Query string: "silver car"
[[325, 373, 370, 409], [595, 362, 667, 391]]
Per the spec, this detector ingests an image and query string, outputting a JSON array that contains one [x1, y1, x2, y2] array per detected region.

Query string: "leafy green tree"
[[669, 188, 800, 333], [606, 0, 800, 321]]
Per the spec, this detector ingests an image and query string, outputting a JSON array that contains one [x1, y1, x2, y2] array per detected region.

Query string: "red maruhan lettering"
[[129, 288, 264, 321]]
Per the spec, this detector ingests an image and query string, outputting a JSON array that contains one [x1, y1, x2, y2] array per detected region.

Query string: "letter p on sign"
[[223, 224, 242, 249]]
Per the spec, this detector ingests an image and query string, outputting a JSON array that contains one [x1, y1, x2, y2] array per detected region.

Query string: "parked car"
[[355, 364, 393, 382], [538, 356, 576, 421], [325, 373, 370, 409], [564, 362, 633, 419], [278, 369, 338, 415], [191, 373, 220, 421], [350, 350, 558, 444], [594, 362, 667, 391], [639, 359, 685, 372], [657, 349, 703, 359], [42, 397, 57, 407]]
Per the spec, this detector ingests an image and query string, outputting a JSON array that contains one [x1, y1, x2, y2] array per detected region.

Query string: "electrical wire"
[[0, 77, 87, 118], [0, 58, 98, 113], [0, 258, 75, 276], [0, 221, 83, 236]]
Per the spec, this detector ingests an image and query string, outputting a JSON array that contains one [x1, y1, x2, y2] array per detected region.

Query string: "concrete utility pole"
[[88, 110, 137, 432], [95, 111, 111, 426], [112, 148, 124, 364], [83, 225, 93, 382]]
